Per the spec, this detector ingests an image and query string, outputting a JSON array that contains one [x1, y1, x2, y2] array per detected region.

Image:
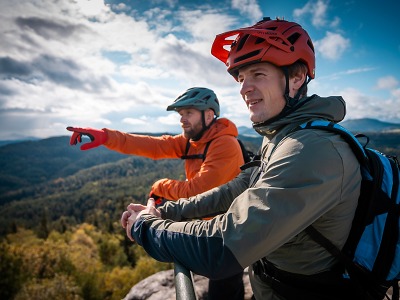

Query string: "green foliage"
[[0, 242, 25, 300], [99, 233, 128, 268], [2, 224, 170, 300], [14, 275, 82, 300]]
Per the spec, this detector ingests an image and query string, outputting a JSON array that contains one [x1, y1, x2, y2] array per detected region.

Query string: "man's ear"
[[205, 109, 215, 125], [289, 71, 307, 95]]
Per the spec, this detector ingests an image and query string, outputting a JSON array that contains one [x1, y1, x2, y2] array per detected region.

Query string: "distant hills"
[[340, 118, 400, 133], [1, 118, 399, 147], [238, 118, 400, 136]]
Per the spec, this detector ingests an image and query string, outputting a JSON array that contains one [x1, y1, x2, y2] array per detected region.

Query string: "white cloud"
[[392, 88, 400, 98], [231, 0, 263, 21], [110, 3, 131, 12], [73, 0, 110, 17], [293, 0, 329, 28], [341, 87, 400, 122], [0, 0, 236, 139], [330, 16, 340, 28], [376, 76, 399, 90], [123, 117, 147, 125], [158, 113, 180, 125], [314, 31, 350, 60], [316, 67, 375, 81]]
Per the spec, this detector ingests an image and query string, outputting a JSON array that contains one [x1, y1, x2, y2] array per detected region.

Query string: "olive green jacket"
[[132, 95, 361, 299]]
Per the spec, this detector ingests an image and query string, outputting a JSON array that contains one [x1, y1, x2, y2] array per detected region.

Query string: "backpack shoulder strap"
[[295, 120, 368, 165], [237, 138, 257, 164], [241, 120, 366, 170], [181, 140, 212, 161]]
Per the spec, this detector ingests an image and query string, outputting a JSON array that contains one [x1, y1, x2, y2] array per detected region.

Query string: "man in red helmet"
[[121, 18, 362, 299]]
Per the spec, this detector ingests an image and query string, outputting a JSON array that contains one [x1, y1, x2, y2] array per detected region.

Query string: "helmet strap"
[[191, 111, 216, 141], [282, 67, 296, 107], [282, 66, 311, 109]]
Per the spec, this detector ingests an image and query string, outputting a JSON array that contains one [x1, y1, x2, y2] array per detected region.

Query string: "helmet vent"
[[255, 37, 265, 45], [191, 91, 200, 98], [234, 50, 261, 64], [236, 34, 250, 52], [287, 32, 300, 45]]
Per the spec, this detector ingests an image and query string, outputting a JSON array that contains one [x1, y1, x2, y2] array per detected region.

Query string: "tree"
[[0, 242, 25, 300]]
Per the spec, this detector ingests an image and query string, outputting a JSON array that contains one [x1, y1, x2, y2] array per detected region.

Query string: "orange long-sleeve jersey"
[[103, 118, 244, 200]]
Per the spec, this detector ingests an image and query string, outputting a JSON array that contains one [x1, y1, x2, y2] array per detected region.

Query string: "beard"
[[182, 120, 203, 139]]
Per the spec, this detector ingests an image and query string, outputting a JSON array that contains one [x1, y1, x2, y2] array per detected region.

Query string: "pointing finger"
[[147, 198, 155, 208]]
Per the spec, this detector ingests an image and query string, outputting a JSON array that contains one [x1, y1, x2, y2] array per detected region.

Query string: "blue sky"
[[0, 0, 399, 140]]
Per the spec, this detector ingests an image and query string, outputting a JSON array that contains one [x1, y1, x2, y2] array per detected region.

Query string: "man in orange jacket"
[[67, 87, 246, 300]]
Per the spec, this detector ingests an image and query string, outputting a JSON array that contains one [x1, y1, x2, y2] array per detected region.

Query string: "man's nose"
[[240, 79, 254, 98]]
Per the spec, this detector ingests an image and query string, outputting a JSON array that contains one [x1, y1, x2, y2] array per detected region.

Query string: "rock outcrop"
[[123, 268, 253, 300], [123, 268, 398, 300]]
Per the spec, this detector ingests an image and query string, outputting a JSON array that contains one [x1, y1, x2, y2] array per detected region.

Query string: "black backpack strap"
[[237, 139, 255, 164], [305, 225, 393, 299], [240, 146, 262, 170], [202, 141, 211, 161], [305, 226, 350, 265], [252, 257, 364, 300], [181, 140, 211, 161]]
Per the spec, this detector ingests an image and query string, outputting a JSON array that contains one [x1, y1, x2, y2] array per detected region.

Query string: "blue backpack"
[[297, 120, 400, 299]]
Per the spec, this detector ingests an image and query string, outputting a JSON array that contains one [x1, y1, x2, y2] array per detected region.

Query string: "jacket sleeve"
[[132, 215, 244, 280], [150, 135, 244, 199], [131, 130, 360, 278], [159, 167, 253, 220], [103, 129, 186, 159]]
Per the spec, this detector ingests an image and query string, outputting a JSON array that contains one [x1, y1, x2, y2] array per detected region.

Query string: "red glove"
[[66, 126, 108, 151], [149, 193, 165, 207]]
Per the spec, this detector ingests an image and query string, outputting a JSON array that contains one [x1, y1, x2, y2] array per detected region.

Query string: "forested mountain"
[[0, 134, 262, 237], [1, 129, 399, 238]]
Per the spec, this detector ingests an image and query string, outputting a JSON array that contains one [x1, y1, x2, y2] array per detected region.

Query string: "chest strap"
[[181, 140, 211, 161]]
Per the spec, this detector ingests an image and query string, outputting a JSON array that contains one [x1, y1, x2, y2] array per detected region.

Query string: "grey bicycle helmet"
[[166, 87, 220, 117]]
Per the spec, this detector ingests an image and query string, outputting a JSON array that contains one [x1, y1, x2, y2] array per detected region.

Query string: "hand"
[[66, 126, 108, 150], [121, 198, 160, 241], [120, 203, 146, 229]]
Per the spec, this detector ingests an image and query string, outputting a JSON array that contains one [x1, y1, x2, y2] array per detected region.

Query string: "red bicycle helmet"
[[211, 17, 315, 80]]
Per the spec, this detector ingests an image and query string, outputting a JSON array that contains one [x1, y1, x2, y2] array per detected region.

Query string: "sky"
[[1, 0, 399, 140]]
